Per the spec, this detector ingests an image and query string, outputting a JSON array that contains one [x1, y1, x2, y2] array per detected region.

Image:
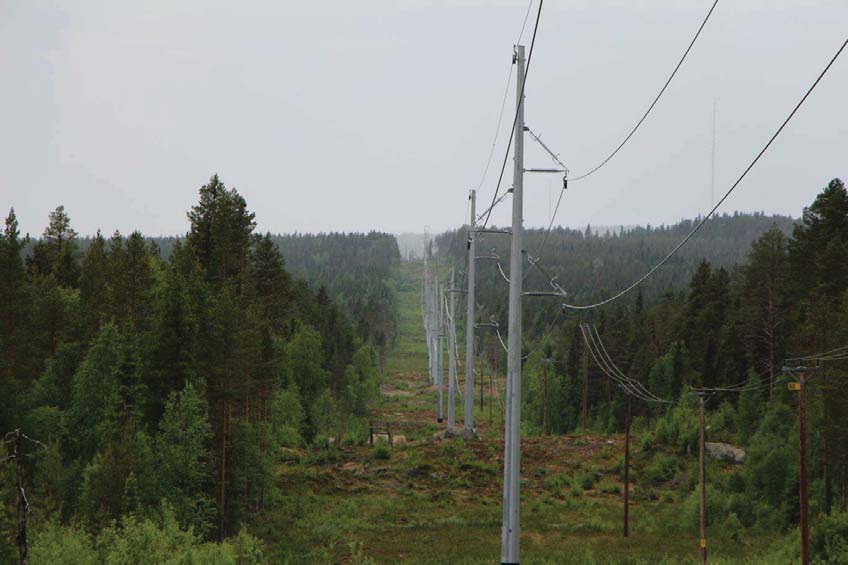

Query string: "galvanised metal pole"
[[424, 238, 432, 384], [464, 190, 477, 433], [448, 268, 457, 429], [501, 43, 524, 565], [436, 279, 444, 423]]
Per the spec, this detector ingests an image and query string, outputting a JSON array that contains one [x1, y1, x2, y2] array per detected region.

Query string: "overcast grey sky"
[[1, 1, 846, 237]]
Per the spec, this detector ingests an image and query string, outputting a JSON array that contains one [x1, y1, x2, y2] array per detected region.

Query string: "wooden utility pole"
[[797, 373, 809, 565], [623, 396, 631, 538], [783, 364, 817, 565], [582, 341, 589, 432], [698, 393, 707, 565]]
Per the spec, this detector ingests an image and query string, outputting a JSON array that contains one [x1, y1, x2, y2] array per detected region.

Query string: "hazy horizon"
[[2, 1, 845, 238]]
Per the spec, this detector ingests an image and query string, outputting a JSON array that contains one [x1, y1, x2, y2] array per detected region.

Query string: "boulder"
[[705, 442, 746, 464], [372, 433, 406, 447]]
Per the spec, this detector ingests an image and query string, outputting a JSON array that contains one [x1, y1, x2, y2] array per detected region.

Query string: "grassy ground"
[[255, 260, 778, 564]]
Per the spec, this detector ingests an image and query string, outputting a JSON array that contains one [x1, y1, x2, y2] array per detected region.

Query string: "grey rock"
[[705, 442, 746, 464]]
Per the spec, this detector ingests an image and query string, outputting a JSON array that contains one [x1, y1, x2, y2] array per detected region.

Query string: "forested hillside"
[[23, 231, 400, 363], [436, 211, 795, 336], [272, 232, 400, 358], [500, 179, 848, 556], [0, 175, 383, 561]]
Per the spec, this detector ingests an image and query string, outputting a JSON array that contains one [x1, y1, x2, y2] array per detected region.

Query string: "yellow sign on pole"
[[700, 538, 707, 549], [788, 382, 801, 391]]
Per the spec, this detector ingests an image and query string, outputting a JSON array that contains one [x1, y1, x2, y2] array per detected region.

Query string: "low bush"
[[371, 445, 391, 461]]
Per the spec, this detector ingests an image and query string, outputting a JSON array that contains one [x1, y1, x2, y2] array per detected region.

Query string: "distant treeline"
[[436, 211, 796, 335], [271, 232, 400, 358], [21, 230, 401, 360]]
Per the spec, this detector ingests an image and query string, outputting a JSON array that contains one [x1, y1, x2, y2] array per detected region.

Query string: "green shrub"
[[29, 506, 265, 564], [306, 443, 340, 465], [643, 453, 679, 484], [811, 510, 848, 564], [597, 478, 621, 495], [371, 445, 391, 461], [543, 473, 568, 492], [653, 399, 698, 453], [706, 400, 737, 440], [342, 417, 369, 446]]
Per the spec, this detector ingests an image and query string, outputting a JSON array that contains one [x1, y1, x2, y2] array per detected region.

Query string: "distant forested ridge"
[[0, 175, 384, 560], [27, 230, 402, 361], [271, 232, 400, 358], [436, 211, 796, 335], [450, 179, 848, 549]]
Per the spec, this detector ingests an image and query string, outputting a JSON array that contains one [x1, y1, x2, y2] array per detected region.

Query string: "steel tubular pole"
[[436, 279, 444, 423], [448, 269, 457, 429], [501, 43, 524, 565], [465, 190, 477, 432]]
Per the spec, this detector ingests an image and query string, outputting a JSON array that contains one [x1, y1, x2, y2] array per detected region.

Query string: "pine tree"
[[0, 209, 27, 382], [28, 206, 80, 288], [155, 381, 215, 538], [742, 227, 789, 397], [186, 175, 256, 289], [79, 231, 109, 340]]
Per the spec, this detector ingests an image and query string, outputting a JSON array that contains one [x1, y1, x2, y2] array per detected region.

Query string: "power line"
[[580, 324, 670, 403], [590, 324, 669, 402], [786, 343, 848, 363], [570, 0, 720, 182], [472, 0, 535, 224], [481, 0, 545, 228], [527, 0, 719, 281], [515, 0, 535, 46], [524, 184, 567, 281], [560, 38, 848, 311], [476, 65, 514, 196], [521, 126, 569, 280]]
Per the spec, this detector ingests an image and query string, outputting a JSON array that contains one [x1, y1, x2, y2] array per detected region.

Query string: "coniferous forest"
[[0, 176, 386, 562], [3, 178, 848, 563], [432, 178, 848, 563]]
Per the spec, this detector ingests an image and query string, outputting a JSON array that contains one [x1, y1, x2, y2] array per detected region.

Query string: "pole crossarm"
[[523, 291, 568, 297], [472, 227, 512, 235], [525, 125, 569, 175], [781, 365, 821, 374]]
